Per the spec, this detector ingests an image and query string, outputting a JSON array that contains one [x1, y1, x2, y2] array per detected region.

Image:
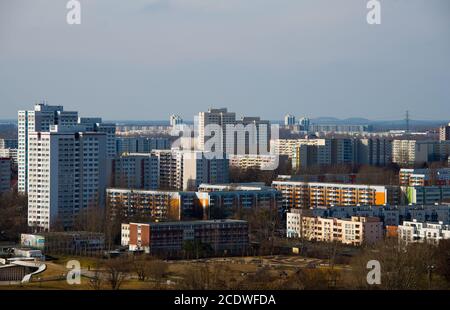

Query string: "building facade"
[[115, 137, 171, 155], [273, 180, 400, 209], [284, 114, 296, 127], [0, 157, 11, 193], [405, 186, 450, 204], [21, 232, 105, 255], [309, 204, 450, 227], [18, 103, 78, 193], [392, 140, 450, 165], [197, 108, 270, 156], [27, 126, 108, 231], [399, 168, 450, 186], [439, 123, 450, 141], [112, 153, 159, 189], [398, 220, 450, 245], [121, 220, 249, 255], [107, 184, 281, 221], [286, 210, 383, 246]]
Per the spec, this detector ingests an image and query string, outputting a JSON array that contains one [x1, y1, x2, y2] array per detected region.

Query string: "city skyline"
[[1, 0, 450, 120]]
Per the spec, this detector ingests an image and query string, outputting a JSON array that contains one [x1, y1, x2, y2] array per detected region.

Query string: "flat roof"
[[127, 219, 248, 226]]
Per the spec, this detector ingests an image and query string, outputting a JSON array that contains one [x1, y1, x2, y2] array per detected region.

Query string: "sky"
[[0, 0, 449, 121]]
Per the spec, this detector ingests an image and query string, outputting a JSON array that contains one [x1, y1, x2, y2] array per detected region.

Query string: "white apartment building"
[[18, 103, 78, 192], [27, 126, 107, 231], [150, 149, 229, 191], [0, 157, 11, 193], [181, 150, 229, 191], [170, 114, 183, 127], [392, 140, 450, 165], [18, 104, 116, 194], [439, 123, 450, 141], [398, 220, 450, 245], [284, 114, 296, 127]]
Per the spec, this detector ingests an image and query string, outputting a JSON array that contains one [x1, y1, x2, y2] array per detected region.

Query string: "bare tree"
[[104, 257, 130, 290]]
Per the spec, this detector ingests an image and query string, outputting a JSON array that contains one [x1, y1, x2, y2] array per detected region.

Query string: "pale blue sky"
[[0, 0, 449, 120]]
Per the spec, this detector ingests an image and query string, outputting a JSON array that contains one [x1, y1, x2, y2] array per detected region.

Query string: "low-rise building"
[[122, 220, 249, 255], [20, 232, 105, 256], [399, 168, 450, 186], [398, 220, 450, 245]]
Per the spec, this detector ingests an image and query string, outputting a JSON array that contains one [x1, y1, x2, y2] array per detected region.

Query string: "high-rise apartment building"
[[27, 125, 108, 231], [112, 153, 159, 189], [357, 138, 392, 166], [18, 104, 116, 193], [392, 140, 450, 165], [298, 117, 310, 132], [115, 137, 170, 155], [149, 149, 229, 191], [181, 150, 229, 191], [292, 139, 332, 170], [18, 103, 78, 192], [284, 114, 296, 126], [78, 117, 116, 158], [197, 108, 270, 155], [170, 114, 183, 127], [198, 108, 236, 152], [274, 137, 392, 168], [439, 123, 450, 141]]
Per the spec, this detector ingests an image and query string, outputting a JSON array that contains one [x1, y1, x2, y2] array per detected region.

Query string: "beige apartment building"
[[287, 209, 383, 246]]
